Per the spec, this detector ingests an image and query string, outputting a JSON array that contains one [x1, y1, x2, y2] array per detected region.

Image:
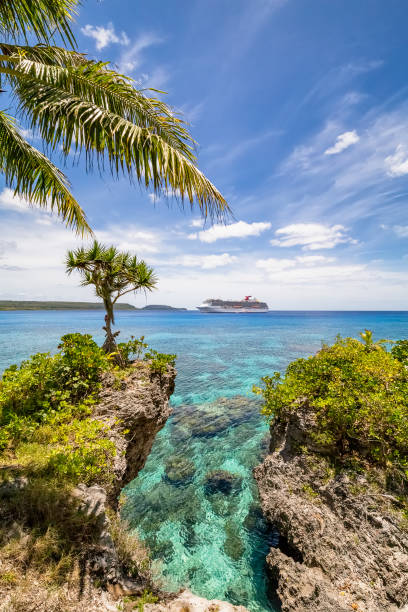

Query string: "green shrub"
[[117, 335, 148, 364], [391, 340, 408, 365], [0, 332, 173, 484], [143, 349, 176, 375], [56, 333, 110, 401], [0, 334, 116, 484], [254, 333, 408, 479], [135, 589, 158, 611], [0, 334, 109, 423]]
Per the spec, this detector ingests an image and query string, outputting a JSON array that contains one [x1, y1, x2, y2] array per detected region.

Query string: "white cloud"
[[81, 22, 129, 50], [256, 255, 365, 285], [117, 33, 162, 72], [97, 226, 160, 254], [271, 223, 355, 250], [1, 215, 408, 309], [296, 255, 335, 264], [256, 255, 335, 274], [193, 220, 271, 243], [324, 130, 360, 155], [391, 225, 408, 238], [139, 66, 170, 89], [385, 144, 408, 176], [175, 253, 237, 269], [0, 188, 33, 213], [0, 214, 166, 305], [190, 219, 203, 228]]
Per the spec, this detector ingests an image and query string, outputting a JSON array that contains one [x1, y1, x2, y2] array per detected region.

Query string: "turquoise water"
[[1, 310, 408, 611]]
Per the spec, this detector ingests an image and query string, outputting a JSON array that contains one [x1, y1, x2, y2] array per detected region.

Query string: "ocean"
[[1, 309, 408, 611]]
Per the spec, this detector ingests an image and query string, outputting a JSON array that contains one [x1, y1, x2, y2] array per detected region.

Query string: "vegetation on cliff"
[[255, 332, 408, 487], [0, 332, 175, 609]]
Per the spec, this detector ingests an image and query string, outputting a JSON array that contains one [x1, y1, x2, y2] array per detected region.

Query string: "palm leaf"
[[0, 110, 90, 234], [0, 1, 78, 46], [0, 46, 230, 220], [0, 44, 194, 156]]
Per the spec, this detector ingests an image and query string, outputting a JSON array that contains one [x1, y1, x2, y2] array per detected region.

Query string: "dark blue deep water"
[[1, 310, 408, 611]]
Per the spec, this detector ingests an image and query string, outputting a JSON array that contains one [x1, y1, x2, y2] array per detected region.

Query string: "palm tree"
[[66, 241, 157, 360], [0, 1, 229, 235]]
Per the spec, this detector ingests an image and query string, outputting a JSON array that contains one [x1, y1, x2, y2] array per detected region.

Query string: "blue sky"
[[1, 0, 408, 309]]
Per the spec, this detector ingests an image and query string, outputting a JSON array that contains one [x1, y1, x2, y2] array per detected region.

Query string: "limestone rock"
[[72, 483, 145, 596], [95, 363, 175, 504], [71, 363, 176, 594], [144, 589, 249, 611], [254, 403, 408, 612]]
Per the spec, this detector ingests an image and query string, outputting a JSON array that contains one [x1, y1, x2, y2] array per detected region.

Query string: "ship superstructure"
[[197, 296, 269, 313]]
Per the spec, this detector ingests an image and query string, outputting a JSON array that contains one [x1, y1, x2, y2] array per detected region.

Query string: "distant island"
[[141, 305, 187, 311], [0, 301, 136, 311]]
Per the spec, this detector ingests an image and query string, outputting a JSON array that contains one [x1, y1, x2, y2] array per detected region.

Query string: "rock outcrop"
[[145, 590, 248, 611], [254, 401, 408, 612], [75, 363, 176, 595], [96, 363, 175, 505]]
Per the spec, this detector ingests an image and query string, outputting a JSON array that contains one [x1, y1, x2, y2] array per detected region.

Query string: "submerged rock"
[[204, 470, 243, 496], [163, 456, 196, 486], [224, 519, 245, 561], [208, 493, 239, 517], [171, 396, 261, 439], [254, 401, 408, 612]]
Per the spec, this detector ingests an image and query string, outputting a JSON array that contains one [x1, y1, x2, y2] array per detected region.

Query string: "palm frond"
[[1, 47, 196, 157], [0, 43, 88, 67], [0, 46, 230, 221], [0, 1, 78, 46], [0, 110, 90, 234]]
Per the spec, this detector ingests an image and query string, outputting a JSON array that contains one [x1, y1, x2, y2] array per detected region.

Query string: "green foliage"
[[391, 340, 408, 365], [0, 333, 109, 442], [143, 349, 176, 375], [135, 590, 159, 611], [117, 336, 148, 364], [0, 331, 174, 485], [56, 333, 110, 401], [254, 333, 408, 480], [0, 333, 116, 484], [0, 1, 78, 46]]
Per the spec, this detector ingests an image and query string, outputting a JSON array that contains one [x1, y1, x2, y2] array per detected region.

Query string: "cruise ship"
[[197, 296, 269, 313]]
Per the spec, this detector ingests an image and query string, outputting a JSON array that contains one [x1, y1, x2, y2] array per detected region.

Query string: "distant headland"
[[141, 305, 188, 311], [0, 301, 136, 311], [0, 301, 188, 311]]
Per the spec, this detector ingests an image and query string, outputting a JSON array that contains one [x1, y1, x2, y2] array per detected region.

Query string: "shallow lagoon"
[[1, 310, 408, 611]]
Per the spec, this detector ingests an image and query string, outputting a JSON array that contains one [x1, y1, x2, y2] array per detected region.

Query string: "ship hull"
[[197, 306, 269, 313]]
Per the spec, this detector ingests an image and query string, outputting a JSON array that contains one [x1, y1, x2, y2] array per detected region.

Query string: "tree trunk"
[[102, 301, 125, 366]]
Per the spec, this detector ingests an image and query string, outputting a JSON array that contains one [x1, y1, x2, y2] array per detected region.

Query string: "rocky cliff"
[[254, 401, 408, 612], [96, 363, 176, 504], [71, 363, 175, 595]]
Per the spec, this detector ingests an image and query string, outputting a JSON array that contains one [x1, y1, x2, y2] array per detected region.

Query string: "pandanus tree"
[[66, 241, 157, 361], [0, 1, 229, 235]]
